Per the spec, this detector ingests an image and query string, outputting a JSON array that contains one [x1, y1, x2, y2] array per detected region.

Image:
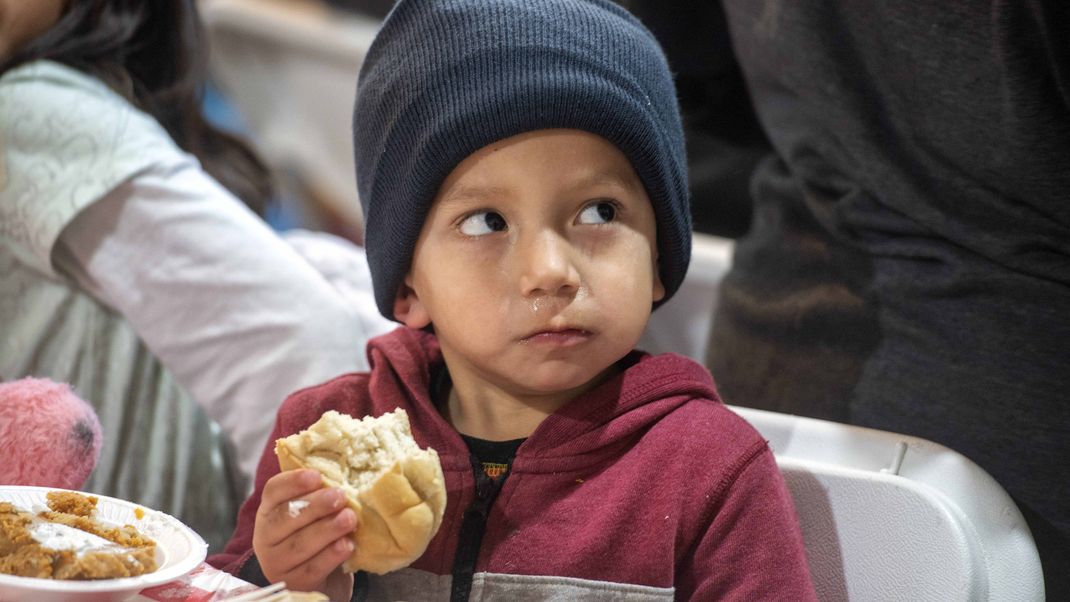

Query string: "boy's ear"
[[652, 274, 666, 303], [393, 274, 432, 329], [652, 254, 666, 303]]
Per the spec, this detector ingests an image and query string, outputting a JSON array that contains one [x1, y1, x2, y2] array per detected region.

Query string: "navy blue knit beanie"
[[354, 0, 690, 320]]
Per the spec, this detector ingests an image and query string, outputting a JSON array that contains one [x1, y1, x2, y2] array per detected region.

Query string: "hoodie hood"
[[364, 327, 722, 473], [212, 326, 811, 598]]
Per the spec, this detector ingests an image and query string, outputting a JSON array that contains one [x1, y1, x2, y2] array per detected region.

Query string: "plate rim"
[[0, 485, 208, 593]]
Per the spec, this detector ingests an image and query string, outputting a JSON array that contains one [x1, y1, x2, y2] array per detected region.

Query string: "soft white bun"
[[275, 409, 446, 574]]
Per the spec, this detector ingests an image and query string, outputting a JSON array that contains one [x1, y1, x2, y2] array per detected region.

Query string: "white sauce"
[[29, 521, 127, 556], [288, 499, 310, 518], [134, 510, 169, 541]]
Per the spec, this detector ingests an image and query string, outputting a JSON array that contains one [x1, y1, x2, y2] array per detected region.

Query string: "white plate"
[[0, 486, 207, 602]]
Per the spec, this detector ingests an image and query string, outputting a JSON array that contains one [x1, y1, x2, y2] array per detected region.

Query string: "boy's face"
[[395, 129, 664, 401]]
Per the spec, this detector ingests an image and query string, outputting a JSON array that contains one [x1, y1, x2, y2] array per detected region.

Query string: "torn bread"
[[275, 409, 446, 575]]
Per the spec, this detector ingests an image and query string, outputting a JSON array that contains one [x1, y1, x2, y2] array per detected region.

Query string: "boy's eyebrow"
[[439, 185, 512, 205], [572, 170, 643, 192], [438, 171, 641, 205]]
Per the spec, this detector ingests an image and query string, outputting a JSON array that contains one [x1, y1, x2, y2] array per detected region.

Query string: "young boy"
[[211, 0, 816, 600]]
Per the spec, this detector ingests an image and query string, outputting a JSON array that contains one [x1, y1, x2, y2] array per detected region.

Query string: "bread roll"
[[275, 409, 446, 575]]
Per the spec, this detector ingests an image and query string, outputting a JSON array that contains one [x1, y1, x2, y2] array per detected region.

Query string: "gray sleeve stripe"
[[368, 568, 675, 601]]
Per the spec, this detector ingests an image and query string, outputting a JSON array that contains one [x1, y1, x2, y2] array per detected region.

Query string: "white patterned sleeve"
[[52, 162, 396, 484], [0, 61, 176, 275]]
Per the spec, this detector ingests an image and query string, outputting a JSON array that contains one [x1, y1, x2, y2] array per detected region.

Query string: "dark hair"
[[1, 0, 272, 214]]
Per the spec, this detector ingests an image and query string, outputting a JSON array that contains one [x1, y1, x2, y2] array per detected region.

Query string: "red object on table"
[[135, 563, 258, 601]]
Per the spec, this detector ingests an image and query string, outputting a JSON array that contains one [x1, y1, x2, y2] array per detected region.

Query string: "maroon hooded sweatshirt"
[[211, 328, 815, 601]]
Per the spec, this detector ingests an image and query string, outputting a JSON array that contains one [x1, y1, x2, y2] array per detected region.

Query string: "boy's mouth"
[[520, 326, 593, 346]]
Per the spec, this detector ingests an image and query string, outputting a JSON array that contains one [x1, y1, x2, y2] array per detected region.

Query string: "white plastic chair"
[[638, 233, 733, 361], [645, 234, 1044, 600], [733, 406, 1044, 601]]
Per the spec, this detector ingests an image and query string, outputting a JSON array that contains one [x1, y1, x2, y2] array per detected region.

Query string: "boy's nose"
[[517, 230, 580, 299]]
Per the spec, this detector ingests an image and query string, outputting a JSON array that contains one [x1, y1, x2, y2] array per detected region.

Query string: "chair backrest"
[[731, 406, 1045, 601], [639, 233, 733, 361]]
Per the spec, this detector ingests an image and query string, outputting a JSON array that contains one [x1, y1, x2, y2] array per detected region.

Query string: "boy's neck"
[[441, 365, 618, 441], [444, 388, 549, 441]]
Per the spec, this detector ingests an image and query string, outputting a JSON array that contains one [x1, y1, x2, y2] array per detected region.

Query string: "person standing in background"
[[626, 1, 1070, 597]]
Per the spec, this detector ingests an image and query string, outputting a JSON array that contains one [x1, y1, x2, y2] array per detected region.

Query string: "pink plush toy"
[[0, 377, 103, 490]]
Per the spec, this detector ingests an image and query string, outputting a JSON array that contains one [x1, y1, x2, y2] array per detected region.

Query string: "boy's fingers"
[[266, 509, 358, 578], [257, 486, 349, 548], [261, 469, 324, 510], [276, 534, 356, 591]]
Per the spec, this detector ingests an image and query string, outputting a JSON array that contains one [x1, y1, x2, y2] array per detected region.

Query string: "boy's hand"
[[253, 469, 357, 599]]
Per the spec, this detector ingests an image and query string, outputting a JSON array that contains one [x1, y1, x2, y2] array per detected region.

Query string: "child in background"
[[0, 0, 393, 549], [211, 0, 816, 600]]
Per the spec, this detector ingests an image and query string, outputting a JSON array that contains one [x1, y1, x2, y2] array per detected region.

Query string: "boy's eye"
[[459, 211, 507, 236], [577, 201, 617, 225]]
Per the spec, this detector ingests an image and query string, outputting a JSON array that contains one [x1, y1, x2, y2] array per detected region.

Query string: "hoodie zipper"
[[450, 453, 511, 602]]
